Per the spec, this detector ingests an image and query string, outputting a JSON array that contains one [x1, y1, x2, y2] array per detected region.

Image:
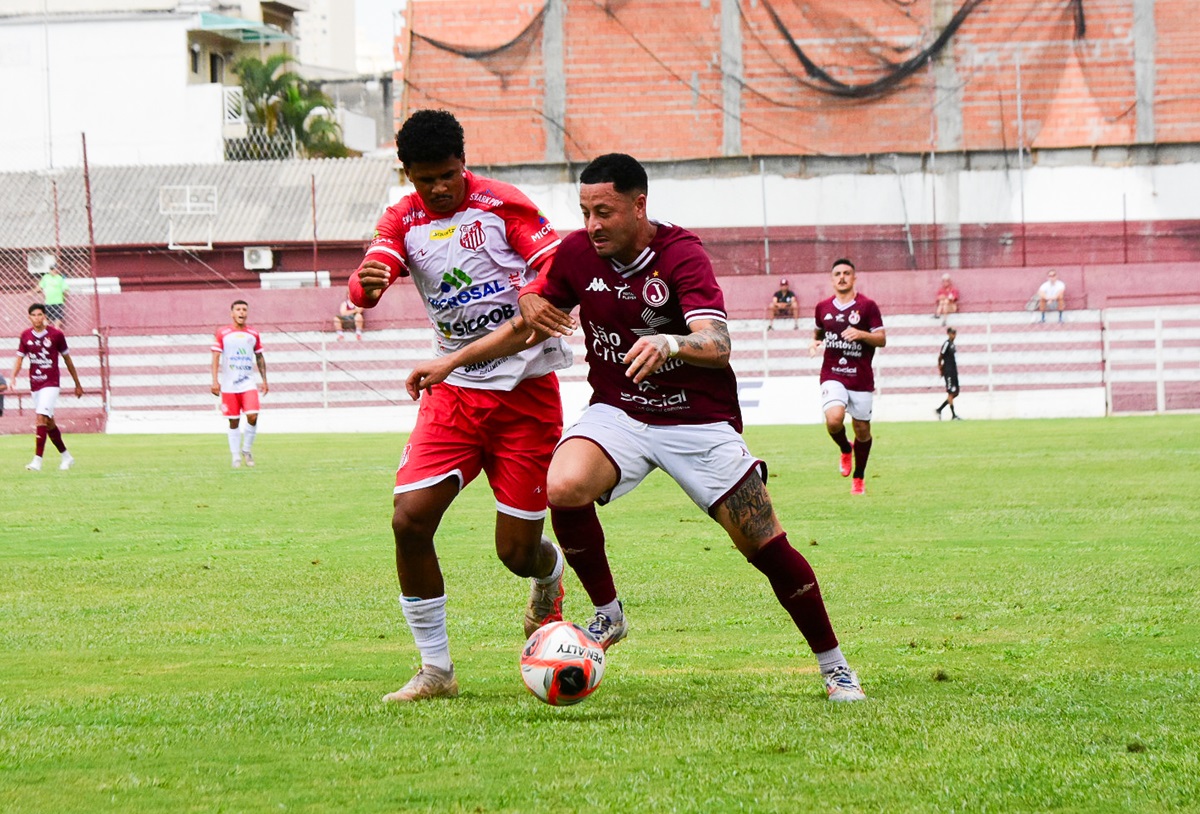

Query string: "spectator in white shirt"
[[1037, 269, 1066, 324]]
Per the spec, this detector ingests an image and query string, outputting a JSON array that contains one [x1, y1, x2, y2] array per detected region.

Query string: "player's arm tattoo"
[[722, 472, 777, 541], [679, 320, 731, 367], [256, 353, 267, 379]]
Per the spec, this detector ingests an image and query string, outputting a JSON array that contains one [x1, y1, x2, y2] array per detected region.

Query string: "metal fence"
[[2, 160, 1198, 434]]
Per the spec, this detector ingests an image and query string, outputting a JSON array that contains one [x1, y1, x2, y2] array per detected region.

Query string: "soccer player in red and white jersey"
[[515, 153, 866, 702], [210, 300, 268, 469], [809, 259, 887, 495], [6, 303, 83, 471], [349, 110, 571, 703]]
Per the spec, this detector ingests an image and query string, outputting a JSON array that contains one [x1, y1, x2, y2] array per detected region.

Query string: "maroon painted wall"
[[85, 220, 1200, 295], [73, 260, 1200, 336]]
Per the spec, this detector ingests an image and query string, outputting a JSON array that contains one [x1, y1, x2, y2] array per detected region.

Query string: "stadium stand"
[[3, 278, 1196, 436]]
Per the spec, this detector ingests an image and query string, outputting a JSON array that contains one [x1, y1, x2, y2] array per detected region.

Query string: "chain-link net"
[[3, 159, 1198, 437], [0, 169, 107, 434]]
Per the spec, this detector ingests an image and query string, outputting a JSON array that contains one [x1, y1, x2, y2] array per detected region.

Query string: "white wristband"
[[664, 334, 680, 358]]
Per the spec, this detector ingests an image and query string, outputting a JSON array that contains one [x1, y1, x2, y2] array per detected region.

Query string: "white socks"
[[594, 599, 623, 622], [241, 423, 257, 452], [816, 645, 850, 674], [227, 427, 241, 456], [401, 595, 451, 671], [534, 540, 564, 585]]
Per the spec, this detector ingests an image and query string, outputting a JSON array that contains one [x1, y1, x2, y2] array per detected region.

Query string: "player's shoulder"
[[464, 173, 539, 212], [654, 221, 704, 250], [654, 223, 711, 268], [857, 293, 884, 312], [556, 229, 595, 258], [377, 191, 429, 232]]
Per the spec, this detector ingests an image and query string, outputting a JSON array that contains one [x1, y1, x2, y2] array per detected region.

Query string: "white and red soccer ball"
[[520, 621, 606, 706]]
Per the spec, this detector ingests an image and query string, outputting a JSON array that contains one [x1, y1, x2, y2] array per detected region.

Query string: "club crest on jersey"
[[459, 220, 486, 250], [848, 310, 861, 325], [642, 277, 669, 307]]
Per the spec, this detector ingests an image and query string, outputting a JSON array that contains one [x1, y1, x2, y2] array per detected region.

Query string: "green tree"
[[231, 54, 352, 158]]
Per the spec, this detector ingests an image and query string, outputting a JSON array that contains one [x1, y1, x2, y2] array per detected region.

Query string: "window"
[[209, 53, 224, 84]]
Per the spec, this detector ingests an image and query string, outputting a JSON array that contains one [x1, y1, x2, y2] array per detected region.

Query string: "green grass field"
[[2, 416, 1198, 813]]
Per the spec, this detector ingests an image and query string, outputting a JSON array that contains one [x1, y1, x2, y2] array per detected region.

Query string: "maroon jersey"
[[16, 327, 70, 391], [814, 294, 886, 391], [535, 223, 743, 430]]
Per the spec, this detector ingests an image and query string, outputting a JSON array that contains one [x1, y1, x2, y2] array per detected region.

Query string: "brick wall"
[[399, 0, 1198, 162]]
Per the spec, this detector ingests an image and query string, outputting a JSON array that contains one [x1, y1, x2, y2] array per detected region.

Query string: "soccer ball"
[[520, 620, 606, 706]]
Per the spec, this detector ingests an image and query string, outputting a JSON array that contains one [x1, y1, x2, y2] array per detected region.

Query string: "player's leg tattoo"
[[721, 471, 777, 542]]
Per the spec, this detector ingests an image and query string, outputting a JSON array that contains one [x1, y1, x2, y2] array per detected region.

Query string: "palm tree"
[[231, 55, 352, 158]]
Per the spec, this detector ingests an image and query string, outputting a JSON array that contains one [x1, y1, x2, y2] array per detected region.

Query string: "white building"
[[1, 0, 305, 171], [294, 0, 356, 78]]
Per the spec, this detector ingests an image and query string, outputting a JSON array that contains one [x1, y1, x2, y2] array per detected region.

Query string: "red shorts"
[[396, 374, 562, 518], [221, 389, 261, 417]]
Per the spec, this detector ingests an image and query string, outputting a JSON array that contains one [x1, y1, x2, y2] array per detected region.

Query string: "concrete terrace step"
[[80, 307, 1198, 414]]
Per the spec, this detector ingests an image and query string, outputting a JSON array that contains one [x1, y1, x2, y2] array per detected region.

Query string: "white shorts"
[[33, 387, 60, 417], [820, 380, 874, 422], [560, 403, 766, 516]]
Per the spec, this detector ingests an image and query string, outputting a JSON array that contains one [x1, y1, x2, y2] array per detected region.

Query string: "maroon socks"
[[749, 533, 838, 654], [549, 502, 618, 607]]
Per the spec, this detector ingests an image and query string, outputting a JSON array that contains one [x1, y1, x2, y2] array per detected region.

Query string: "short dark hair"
[[579, 153, 648, 196], [947, 327, 957, 335], [28, 303, 46, 315], [396, 109, 465, 167], [231, 299, 248, 309], [832, 258, 855, 271]]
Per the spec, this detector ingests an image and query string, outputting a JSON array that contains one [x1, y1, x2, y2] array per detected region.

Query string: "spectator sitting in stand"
[[335, 297, 364, 340], [1036, 269, 1066, 324], [767, 278, 799, 330], [934, 274, 959, 324]]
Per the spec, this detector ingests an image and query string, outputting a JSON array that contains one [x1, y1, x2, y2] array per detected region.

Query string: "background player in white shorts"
[[210, 300, 268, 468], [810, 258, 887, 495], [7, 303, 83, 471]]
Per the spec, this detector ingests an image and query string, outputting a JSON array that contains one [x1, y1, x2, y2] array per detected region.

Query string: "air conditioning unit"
[[243, 246, 274, 270], [26, 251, 57, 275]]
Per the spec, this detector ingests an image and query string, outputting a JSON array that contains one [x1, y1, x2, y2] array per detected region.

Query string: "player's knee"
[[391, 506, 437, 550], [547, 477, 593, 508], [496, 538, 538, 577]]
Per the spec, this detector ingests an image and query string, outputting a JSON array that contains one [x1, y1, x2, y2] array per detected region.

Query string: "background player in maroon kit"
[[350, 110, 569, 703], [809, 259, 887, 495], [6, 303, 83, 471], [515, 153, 866, 702]]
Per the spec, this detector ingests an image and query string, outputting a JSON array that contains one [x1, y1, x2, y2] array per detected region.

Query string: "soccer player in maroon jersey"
[[6, 303, 84, 471], [509, 153, 865, 701], [808, 259, 888, 495], [350, 110, 570, 703]]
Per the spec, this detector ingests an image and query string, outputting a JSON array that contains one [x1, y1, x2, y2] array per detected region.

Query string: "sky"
[[355, 0, 406, 73]]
